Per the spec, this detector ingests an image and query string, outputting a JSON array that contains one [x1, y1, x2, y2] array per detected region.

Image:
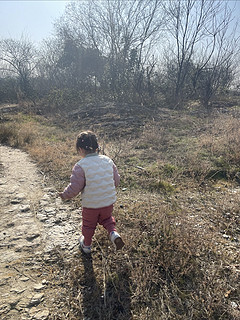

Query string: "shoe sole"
[[79, 237, 91, 254], [114, 237, 125, 250], [80, 245, 91, 254], [79, 244, 91, 254]]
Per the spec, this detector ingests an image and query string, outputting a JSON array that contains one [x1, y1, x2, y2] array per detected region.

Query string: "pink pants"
[[82, 204, 117, 246]]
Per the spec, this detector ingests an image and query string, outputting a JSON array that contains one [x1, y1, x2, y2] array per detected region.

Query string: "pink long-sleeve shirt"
[[61, 160, 120, 201]]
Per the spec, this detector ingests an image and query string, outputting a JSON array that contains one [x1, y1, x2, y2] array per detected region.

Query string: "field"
[[0, 97, 239, 319]]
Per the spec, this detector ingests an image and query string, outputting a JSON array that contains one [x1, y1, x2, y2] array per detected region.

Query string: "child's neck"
[[82, 151, 97, 158]]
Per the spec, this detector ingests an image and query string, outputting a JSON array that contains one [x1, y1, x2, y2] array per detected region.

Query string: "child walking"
[[59, 130, 124, 254]]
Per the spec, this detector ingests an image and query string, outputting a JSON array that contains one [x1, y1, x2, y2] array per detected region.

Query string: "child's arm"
[[59, 164, 85, 200], [113, 163, 120, 187]]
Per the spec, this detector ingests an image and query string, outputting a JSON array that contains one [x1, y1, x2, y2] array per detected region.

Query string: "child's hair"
[[76, 131, 99, 153]]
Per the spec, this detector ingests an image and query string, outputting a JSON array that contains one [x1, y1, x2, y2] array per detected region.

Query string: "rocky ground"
[[0, 145, 82, 320]]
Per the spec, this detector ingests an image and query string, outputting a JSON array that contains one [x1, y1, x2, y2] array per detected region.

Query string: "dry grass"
[[0, 106, 239, 319], [46, 193, 239, 319], [199, 114, 240, 176], [0, 121, 36, 147]]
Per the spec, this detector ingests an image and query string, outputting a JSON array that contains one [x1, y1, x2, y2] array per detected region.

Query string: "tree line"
[[0, 0, 239, 110]]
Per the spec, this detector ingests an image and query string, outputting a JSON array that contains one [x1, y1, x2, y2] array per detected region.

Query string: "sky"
[[0, 0, 71, 44], [0, 0, 239, 45]]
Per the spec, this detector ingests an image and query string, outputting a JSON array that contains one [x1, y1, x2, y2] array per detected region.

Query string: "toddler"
[[59, 130, 124, 253]]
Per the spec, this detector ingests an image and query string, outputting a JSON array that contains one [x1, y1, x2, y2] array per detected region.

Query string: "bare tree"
[[55, 0, 165, 102], [162, 0, 239, 107], [194, 14, 238, 108], [0, 36, 38, 103]]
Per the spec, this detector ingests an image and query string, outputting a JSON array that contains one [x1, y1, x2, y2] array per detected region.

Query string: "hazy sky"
[[0, 0, 70, 44], [0, 0, 239, 45]]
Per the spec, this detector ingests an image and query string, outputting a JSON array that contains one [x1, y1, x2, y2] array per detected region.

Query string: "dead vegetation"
[[0, 102, 239, 319]]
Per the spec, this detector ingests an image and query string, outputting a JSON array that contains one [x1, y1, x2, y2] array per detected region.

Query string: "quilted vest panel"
[[78, 155, 117, 208]]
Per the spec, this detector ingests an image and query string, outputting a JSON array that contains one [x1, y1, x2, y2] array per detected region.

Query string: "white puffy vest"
[[78, 154, 117, 208]]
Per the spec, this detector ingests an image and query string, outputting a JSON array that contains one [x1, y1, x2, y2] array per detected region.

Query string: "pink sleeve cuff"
[[113, 163, 120, 187]]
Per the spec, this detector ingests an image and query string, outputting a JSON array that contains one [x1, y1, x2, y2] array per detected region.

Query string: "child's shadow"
[[81, 252, 132, 320], [81, 252, 102, 319]]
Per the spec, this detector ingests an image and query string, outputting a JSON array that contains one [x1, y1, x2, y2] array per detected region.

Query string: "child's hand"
[[58, 192, 64, 200]]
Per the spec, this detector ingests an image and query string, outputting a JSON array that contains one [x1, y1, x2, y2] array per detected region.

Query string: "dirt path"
[[0, 145, 81, 320]]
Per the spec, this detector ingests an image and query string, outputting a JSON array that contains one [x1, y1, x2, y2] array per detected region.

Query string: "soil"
[[0, 145, 81, 320]]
